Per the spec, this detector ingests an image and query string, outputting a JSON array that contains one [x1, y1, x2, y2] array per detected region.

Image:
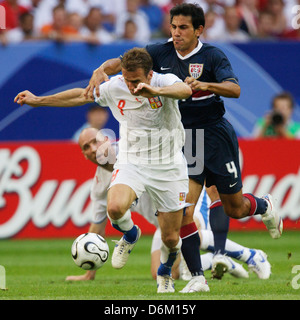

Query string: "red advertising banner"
[[0, 139, 299, 239]]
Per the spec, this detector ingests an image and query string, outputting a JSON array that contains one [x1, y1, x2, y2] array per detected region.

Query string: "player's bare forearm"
[[185, 77, 240, 98], [206, 81, 240, 98], [85, 58, 122, 99], [15, 88, 94, 108], [134, 82, 192, 99], [99, 58, 122, 76], [157, 82, 192, 99], [39, 88, 94, 107]]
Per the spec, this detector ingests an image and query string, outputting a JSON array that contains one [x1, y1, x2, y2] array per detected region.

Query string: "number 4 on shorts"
[[226, 161, 238, 178]]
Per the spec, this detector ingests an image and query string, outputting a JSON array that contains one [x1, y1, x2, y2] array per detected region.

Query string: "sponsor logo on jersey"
[[148, 96, 163, 109], [189, 63, 203, 79]]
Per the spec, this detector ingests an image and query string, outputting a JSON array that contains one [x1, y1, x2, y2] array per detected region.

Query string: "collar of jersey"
[[168, 38, 203, 60]]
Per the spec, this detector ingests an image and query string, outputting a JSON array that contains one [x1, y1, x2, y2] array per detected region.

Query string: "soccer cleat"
[[261, 194, 283, 239], [227, 257, 249, 278], [157, 275, 175, 293], [111, 226, 141, 269], [247, 249, 271, 279], [211, 254, 248, 279], [179, 275, 210, 293], [211, 253, 230, 279]]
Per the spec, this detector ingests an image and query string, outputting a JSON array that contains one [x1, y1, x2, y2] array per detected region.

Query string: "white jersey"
[[90, 166, 113, 224], [95, 72, 185, 167]]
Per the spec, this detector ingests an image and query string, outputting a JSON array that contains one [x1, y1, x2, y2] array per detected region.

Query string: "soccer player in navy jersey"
[[84, 3, 282, 290]]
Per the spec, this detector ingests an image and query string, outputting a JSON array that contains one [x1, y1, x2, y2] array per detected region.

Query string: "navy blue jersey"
[[146, 41, 239, 129]]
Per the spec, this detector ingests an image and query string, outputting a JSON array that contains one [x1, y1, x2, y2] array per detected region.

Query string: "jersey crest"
[[189, 63, 203, 79], [148, 96, 163, 109]]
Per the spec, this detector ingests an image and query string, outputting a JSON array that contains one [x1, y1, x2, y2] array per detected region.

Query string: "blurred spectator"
[[151, 12, 171, 39], [139, 0, 163, 32], [210, 6, 250, 42], [72, 104, 110, 142], [64, 0, 93, 18], [255, 10, 277, 40], [80, 7, 115, 44], [200, 10, 218, 41], [122, 19, 138, 40], [265, 0, 287, 35], [253, 92, 300, 138], [237, 0, 259, 36], [98, 0, 127, 32], [40, 4, 80, 42], [186, 0, 235, 15], [0, 0, 29, 30], [5, 11, 40, 43], [115, 0, 151, 43], [68, 12, 84, 33], [200, 6, 226, 40]]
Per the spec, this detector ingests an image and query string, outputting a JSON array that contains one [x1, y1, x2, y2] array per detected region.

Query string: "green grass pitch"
[[0, 231, 299, 300]]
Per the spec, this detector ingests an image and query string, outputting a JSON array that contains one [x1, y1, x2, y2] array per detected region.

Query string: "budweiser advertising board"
[[0, 139, 299, 239]]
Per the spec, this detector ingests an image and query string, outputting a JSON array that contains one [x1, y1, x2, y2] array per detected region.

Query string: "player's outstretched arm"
[[134, 82, 192, 100], [14, 88, 94, 108], [185, 77, 240, 98], [84, 58, 122, 99]]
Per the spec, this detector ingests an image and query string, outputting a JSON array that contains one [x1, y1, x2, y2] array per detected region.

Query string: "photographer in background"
[[253, 92, 300, 139]]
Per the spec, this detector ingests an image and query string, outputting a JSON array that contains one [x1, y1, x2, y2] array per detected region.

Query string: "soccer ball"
[[71, 233, 109, 270]]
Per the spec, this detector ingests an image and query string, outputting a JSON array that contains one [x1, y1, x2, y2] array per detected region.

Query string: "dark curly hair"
[[170, 3, 205, 29]]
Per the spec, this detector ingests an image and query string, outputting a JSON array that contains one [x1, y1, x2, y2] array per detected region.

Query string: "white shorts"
[[151, 189, 212, 253], [91, 167, 158, 227], [131, 192, 158, 227], [109, 154, 189, 213]]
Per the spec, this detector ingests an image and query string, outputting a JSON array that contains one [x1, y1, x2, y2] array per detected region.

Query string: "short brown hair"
[[272, 92, 294, 109], [121, 47, 153, 76]]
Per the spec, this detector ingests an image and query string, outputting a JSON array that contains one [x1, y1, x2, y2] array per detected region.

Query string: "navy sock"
[[209, 201, 230, 255], [112, 224, 138, 243], [157, 251, 178, 276], [243, 193, 268, 216], [180, 223, 203, 276]]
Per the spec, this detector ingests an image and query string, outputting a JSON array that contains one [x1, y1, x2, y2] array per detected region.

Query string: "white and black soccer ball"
[[71, 233, 109, 270]]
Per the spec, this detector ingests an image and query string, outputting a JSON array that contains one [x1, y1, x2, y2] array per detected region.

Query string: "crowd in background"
[[0, 0, 300, 45]]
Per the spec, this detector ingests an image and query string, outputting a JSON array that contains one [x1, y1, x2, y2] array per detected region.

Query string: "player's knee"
[[161, 233, 179, 249], [107, 202, 123, 220], [223, 206, 244, 219]]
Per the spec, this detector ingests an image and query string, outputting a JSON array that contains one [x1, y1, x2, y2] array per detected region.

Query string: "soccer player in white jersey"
[[15, 48, 208, 293], [66, 127, 158, 281]]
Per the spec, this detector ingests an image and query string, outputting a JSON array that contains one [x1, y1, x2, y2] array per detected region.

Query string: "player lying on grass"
[[15, 47, 208, 294]]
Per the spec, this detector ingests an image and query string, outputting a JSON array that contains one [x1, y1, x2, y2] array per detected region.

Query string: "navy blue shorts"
[[186, 117, 243, 194]]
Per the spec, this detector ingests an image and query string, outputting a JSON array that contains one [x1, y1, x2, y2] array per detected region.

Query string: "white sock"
[[108, 209, 134, 232], [201, 252, 214, 271]]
